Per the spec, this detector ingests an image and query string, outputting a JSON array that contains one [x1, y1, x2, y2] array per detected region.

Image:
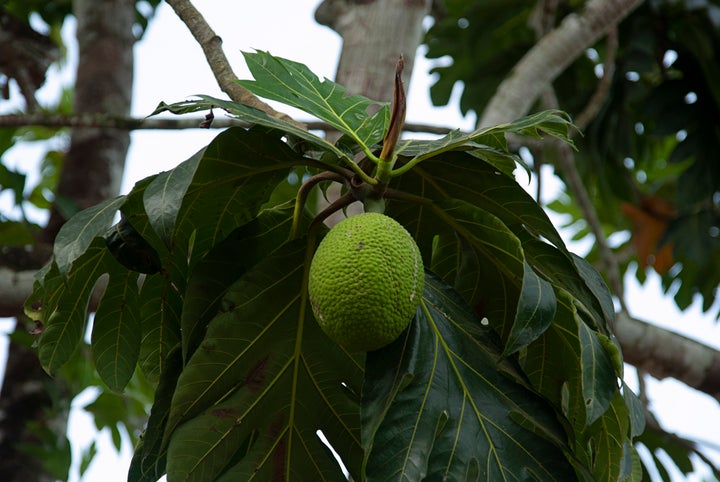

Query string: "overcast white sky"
[[2, 1, 720, 481]]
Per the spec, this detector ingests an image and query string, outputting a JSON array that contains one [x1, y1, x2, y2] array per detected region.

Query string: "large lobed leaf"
[[363, 272, 576, 481], [162, 240, 364, 481], [238, 50, 389, 150]]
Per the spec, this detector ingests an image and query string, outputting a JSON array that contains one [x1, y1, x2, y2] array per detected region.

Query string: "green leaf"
[[91, 269, 141, 391], [0, 162, 26, 204], [0, 220, 35, 245], [172, 127, 299, 267], [53, 196, 126, 278], [622, 381, 646, 439], [579, 322, 618, 426], [180, 201, 299, 361], [129, 346, 183, 482], [523, 290, 584, 421], [164, 240, 363, 481], [153, 96, 352, 165], [104, 215, 162, 274], [437, 198, 525, 335], [362, 272, 576, 481], [393, 109, 574, 174], [583, 392, 632, 482], [517, 232, 612, 333], [239, 50, 389, 149], [391, 150, 568, 253], [144, 148, 203, 247], [138, 274, 182, 383], [503, 259, 557, 356], [571, 254, 615, 329], [39, 239, 114, 373]]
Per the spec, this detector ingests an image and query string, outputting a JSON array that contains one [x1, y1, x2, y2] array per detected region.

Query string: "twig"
[[164, 0, 300, 126], [574, 27, 618, 130]]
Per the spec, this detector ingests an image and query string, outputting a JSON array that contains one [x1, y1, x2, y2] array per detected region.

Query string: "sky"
[[2, 1, 720, 481]]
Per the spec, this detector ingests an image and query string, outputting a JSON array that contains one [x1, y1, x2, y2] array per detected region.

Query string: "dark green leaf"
[[138, 274, 182, 383], [164, 240, 363, 481], [53, 196, 126, 278], [579, 323, 618, 426], [92, 269, 141, 391], [39, 239, 114, 372], [363, 272, 576, 481], [622, 381, 646, 439], [144, 149, 203, 247], [0, 163, 26, 204], [391, 150, 568, 253], [104, 215, 162, 274], [583, 392, 632, 482], [129, 346, 183, 482], [503, 260, 557, 356], [171, 127, 299, 267], [180, 201, 298, 361]]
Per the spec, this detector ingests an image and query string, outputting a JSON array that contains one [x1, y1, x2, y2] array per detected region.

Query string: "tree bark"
[[316, 0, 432, 104], [615, 312, 720, 402], [478, 0, 644, 128], [0, 1, 136, 480], [42, 0, 135, 242]]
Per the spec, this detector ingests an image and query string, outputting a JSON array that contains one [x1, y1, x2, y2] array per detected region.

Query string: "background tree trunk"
[[315, 0, 433, 222], [0, 1, 135, 480]]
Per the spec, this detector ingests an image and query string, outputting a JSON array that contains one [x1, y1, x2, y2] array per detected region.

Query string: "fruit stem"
[[290, 170, 352, 240]]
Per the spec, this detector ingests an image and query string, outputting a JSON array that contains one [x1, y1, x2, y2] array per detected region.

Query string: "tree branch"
[[0, 113, 453, 135], [164, 0, 299, 126], [615, 312, 720, 402], [479, 0, 644, 128]]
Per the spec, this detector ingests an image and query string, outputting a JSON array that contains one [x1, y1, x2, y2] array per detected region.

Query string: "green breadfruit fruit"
[[308, 212, 424, 352]]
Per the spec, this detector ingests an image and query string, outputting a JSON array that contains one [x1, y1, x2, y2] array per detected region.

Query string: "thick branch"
[[479, 0, 644, 128], [615, 312, 720, 402]]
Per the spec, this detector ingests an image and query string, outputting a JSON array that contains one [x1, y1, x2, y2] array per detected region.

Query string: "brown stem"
[[309, 192, 357, 231], [165, 0, 300, 126]]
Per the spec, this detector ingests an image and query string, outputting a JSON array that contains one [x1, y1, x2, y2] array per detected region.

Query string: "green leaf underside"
[[39, 239, 115, 373], [92, 269, 141, 391], [362, 272, 576, 481], [138, 273, 182, 384], [54, 196, 126, 278], [164, 240, 364, 481]]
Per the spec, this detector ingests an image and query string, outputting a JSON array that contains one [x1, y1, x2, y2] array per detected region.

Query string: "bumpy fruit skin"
[[308, 212, 424, 352]]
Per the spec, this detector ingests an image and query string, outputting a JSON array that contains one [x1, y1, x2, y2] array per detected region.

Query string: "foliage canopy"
[[27, 51, 643, 481]]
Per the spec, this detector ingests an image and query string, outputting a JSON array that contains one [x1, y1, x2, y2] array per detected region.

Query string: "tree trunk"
[[316, 0, 432, 104], [0, 1, 135, 480]]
